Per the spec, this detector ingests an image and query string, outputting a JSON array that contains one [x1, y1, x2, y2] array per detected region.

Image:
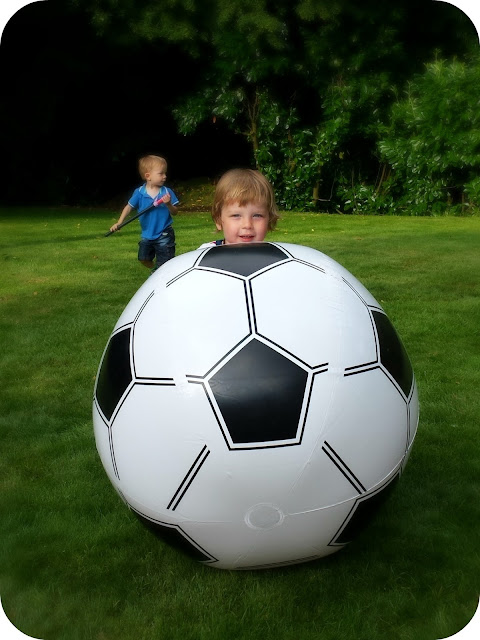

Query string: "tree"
[[68, 0, 479, 213], [4, 0, 477, 207], [172, 1, 338, 158]]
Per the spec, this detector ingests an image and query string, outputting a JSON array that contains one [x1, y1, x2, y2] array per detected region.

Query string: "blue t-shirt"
[[128, 184, 179, 240]]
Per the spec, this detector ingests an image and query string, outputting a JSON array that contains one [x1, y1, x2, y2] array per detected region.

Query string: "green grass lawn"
[[1, 206, 479, 640]]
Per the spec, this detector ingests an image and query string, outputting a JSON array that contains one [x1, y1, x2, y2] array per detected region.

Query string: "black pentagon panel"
[[372, 311, 413, 396], [133, 512, 215, 562], [95, 328, 132, 420], [332, 475, 399, 545], [199, 243, 288, 277], [209, 339, 308, 444]]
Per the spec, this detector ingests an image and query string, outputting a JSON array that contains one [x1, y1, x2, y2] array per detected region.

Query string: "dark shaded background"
[[0, 1, 251, 206]]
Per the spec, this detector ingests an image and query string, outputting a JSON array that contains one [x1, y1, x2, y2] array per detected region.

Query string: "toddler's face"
[[216, 201, 269, 245], [146, 166, 167, 187]]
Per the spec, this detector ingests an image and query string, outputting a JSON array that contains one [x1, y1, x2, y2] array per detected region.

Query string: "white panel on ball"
[[93, 242, 419, 570], [133, 270, 250, 380], [251, 260, 378, 369], [278, 242, 381, 308], [325, 369, 409, 487]]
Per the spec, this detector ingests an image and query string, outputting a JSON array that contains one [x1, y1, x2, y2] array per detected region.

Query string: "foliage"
[[167, 0, 479, 214], [253, 98, 317, 211], [172, 2, 338, 147], [254, 74, 395, 211], [253, 88, 347, 211], [4, 1, 479, 211], [69, 0, 210, 50], [378, 56, 480, 215]]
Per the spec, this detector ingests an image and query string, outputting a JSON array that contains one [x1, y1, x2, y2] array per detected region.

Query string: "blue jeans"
[[138, 226, 175, 269]]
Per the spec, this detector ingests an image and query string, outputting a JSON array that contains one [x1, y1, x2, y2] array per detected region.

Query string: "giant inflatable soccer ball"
[[93, 242, 419, 570]]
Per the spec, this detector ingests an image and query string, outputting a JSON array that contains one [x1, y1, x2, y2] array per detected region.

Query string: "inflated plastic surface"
[[93, 242, 419, 570]]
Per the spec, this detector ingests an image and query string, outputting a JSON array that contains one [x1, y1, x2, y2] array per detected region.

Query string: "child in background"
[[199, 168, 279, 248], [110, 155, 179, 272]]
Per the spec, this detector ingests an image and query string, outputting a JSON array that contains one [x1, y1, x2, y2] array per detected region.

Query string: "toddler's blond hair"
[[138, 155, 167, 179]]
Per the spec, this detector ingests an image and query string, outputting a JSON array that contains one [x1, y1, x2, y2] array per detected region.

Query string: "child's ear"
[[215, 220, 223, 231], [144, 172, 151, 180]]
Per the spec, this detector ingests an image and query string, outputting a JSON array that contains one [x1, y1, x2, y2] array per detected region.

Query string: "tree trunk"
[[247, 88, 260, 168]]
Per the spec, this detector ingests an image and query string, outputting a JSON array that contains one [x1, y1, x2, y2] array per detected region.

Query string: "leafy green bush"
[[378, 56, 480, 215], [255, 84, 353, 211], [255, 76, 396, 213], [335, 182, 396, 215], [254, 99, 320, 211]]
